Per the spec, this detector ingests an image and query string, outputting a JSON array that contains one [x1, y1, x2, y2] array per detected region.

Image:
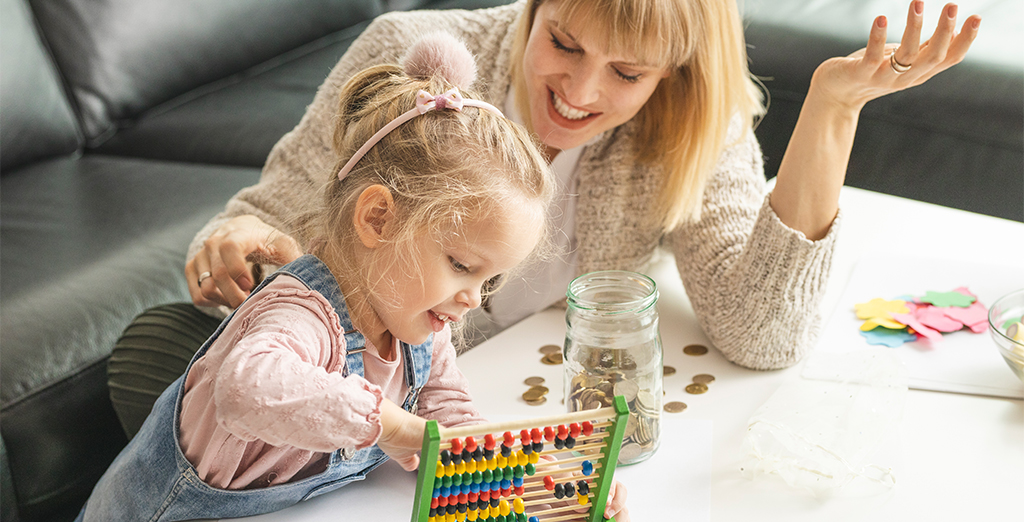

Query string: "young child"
[[76, 33, 627, 521]]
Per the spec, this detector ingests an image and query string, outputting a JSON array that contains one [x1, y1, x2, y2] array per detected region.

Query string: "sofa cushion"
[[744, 0, 1024, 222], [0, 155, 260, 522], [0, 0, 81, 172], [29, 0, 386, 145]]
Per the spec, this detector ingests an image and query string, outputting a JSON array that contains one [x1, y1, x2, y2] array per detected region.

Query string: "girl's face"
[[522, 1, 671, 152], [366, 202, 544, 347]]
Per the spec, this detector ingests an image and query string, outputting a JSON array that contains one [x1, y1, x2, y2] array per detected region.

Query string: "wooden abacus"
[[412, 395, 628, 522]]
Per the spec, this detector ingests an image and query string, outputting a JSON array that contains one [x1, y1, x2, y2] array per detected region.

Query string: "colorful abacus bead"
[[544, 426, 555, 441], [564, 435, 576, 449], [581, 421, 594, 436], [581, 460, 593, 476], [543, 475, 555, 490], [569, 423, 581, 438], [564, 481, 575, 498], [553, 483, 564, 499]]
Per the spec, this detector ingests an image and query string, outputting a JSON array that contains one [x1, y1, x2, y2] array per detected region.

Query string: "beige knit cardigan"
[[188, 1, 839, 371]]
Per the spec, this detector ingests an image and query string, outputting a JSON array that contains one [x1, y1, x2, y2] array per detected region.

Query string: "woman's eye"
[[614, 68, 642, 83], [549, 33, 581, 54], [449, 257, 469, 273]]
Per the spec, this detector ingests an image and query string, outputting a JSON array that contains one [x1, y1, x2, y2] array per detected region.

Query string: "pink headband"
[[336, 88, 504, 180]]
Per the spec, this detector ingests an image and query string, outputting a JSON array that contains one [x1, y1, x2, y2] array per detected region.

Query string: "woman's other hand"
[[186, 215, 302, 308], [812, 1, 981, 111]]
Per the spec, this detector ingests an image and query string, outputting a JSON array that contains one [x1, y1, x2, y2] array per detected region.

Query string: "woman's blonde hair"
[[303, 64, 554, 344], [510, 0, 765, 230]]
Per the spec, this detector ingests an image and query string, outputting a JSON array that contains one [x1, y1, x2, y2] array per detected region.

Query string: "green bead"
[[503, 467, 513, 481], [442, 475, 452, 488], [513, 465, 524, 478], [452, 474, 462, 486], [473, 471, 483, 484], [525, 463, 535, 476], [483, 469, 493, 482]]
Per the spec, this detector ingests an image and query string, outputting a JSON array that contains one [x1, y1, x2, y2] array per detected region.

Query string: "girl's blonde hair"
[[510, 0, 765, 230], [304, 63, 554, 344]]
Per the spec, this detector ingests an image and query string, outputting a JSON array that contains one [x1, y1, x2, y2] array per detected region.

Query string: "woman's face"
[[522, 1, 671, 152]]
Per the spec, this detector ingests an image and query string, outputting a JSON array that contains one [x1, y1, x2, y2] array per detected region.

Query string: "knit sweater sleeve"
[[665, 124, 840, 370]]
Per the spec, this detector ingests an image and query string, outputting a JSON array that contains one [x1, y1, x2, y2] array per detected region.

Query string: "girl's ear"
[[353, 185, 396, 248]]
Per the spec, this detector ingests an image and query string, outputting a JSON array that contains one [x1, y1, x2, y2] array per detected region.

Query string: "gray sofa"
[[1, 0, 1020, 521]]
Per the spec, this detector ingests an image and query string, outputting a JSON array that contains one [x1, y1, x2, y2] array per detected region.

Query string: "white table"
[[230, 187, 1023, 522]]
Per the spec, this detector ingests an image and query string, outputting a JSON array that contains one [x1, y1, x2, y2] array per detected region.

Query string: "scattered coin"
[[662, 365, 677, 376], [522, 385, 549, 402], [685, 383, 709, 395], [664, 401, 687, 413], [524, 396, 547, 406], [683, 344, 708, 356], [541, 352, 563, 365], [524, 376, 545, 386], [692, 374, 716, 385], [539, 344, 561, 355]]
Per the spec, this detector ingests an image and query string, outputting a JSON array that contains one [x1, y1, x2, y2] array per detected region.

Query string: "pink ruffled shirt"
[[179, 275, 484, 490]]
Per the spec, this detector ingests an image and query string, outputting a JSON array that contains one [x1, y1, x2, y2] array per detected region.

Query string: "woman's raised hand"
[[185, 215, 303, 308], [811, 1, 981, 111]]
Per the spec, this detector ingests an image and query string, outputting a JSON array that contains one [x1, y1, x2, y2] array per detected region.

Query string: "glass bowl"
[[988, 289, 1024, 382]]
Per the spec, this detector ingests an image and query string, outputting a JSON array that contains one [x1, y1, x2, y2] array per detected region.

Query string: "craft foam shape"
[[860, 316, 905, 331], [914, 306, 964, 333], [860, 328, 917, 347], [854, 298, 909, 320], [412, 396, 629, 522], [940, 301, 988, 328], [920, 290, 975, 308], [890, 312, 942, 341]]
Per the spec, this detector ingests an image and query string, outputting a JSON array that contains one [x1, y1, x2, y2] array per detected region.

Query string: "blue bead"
[[462, 484, 470, 494], [433, 488, 440, 498], [470, 483, 480, 493], [582, 460, 593, 476], [500, 479, 511, 489], [440, 486, 450, 497], [513, 477, 523, 487], [529, 517, 540, 522]]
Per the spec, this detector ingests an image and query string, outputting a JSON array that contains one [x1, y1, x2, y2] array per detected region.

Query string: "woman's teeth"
[[551, 92, 591, 120]]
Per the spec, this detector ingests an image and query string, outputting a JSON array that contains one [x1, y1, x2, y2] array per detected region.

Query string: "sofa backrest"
[[29, 0, 386, 145], [0, 0, 82, 173]]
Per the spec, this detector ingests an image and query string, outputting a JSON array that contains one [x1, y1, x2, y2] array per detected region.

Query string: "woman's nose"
[[561, 62, 600, 107]]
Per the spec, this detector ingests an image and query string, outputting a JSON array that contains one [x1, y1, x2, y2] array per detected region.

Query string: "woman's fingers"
[[863, 15, 889, 67], [895, 1, 925, 66], [914, 3, 958, 69], [207, 237, 255, 308]]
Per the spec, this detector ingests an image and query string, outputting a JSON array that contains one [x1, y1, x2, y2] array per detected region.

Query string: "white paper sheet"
[[223, 417, 713, 522], [815, 256, 1024, 399]]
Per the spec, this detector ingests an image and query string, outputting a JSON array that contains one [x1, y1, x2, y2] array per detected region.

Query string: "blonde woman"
[[111, 0, 980, 437]]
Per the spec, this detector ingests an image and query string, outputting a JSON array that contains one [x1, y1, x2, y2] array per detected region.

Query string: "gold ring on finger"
[[198, 271, 212, 286], [889, 46, 912, 74]]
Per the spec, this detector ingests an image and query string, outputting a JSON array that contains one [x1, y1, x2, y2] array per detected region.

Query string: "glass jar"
[[563, 270, 663, 465]]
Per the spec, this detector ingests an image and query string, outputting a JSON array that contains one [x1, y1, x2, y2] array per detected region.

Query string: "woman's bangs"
[[555, 0, 693, 68]]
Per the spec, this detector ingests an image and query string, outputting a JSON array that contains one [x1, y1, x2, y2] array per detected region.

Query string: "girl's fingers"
[[896, 1, 925, 65]]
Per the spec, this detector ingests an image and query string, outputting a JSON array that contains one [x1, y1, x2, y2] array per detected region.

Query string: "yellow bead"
[[490, 505, 500, 518], [513, 498, 525, 514], [487, 458, 497, 471], [528, 452, 539, 465], [468, 509, 478, 521], [446, 513, 455, 522], [578, 493, 589, 505], [466, 459, 477, 473], [456, 461, 466, 474], [436, 462, 444, 478], [499, 499, 510, 516], [497, 455, 507, 468], [515, 450, 526, 467], [445, 463, 455, 477], [457, 510, 467, 521]]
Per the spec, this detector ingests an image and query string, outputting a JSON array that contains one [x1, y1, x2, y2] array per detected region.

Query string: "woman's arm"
[[770, 1, 980, 240]]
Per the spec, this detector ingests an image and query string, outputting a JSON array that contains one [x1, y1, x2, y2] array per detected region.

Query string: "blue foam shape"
[[860, 327, 916, 347]]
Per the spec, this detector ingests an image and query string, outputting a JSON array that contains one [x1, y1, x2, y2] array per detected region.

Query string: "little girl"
[[77, 34, 628, 521]]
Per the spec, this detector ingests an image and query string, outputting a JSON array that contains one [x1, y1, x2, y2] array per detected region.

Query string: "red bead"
[[544, 476, 555, 490], [439, 496, 449, 507], [557, 425, 568, 439], [459, 493, 468, 504], [468, 492, 479, 503], [465, 436, 477, 452], [530, 428, 542, 442], [581, 421, 594, 436], [514, 485, 525, 496], [544, 426, 555, 441], [431, 498, 439, 509], [503, 431, 515, 447], [480, 490, 491, 502], [484, 434, 496, 450], [451, 438, 463, 454], [520, 429, 531, 444], [501, 488, 511, 497], [569, 423, 581, 437], [449, 494, 458, 506]]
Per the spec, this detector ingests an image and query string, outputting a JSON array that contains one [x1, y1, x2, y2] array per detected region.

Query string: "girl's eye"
[[549, 32, 581, 54], [614, 68, 642, 83], [449, 257, 469, 273]]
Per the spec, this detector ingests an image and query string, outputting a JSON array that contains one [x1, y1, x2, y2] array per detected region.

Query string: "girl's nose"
[[457, 286, 482, 310]]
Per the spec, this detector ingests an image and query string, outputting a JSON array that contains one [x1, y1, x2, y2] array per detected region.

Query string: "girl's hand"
[[377, 400, 426, 471], [810, 1, 981, 112], [186, 215, 302, 308], [603, 480, 629, 521]]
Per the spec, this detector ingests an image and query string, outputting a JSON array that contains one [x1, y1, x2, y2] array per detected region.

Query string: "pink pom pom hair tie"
[[335, 32, 500, 181], [335, 89, 503, 180]]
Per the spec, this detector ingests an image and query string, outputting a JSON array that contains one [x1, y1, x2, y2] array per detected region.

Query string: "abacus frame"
[[411, 396, 629, 522]]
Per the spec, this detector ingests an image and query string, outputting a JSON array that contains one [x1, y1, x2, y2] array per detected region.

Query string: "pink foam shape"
[[967, 321, 989, 334], [890, 312, 943, 341], [915, 306, 963, 333], [941, 301, 988, 328]]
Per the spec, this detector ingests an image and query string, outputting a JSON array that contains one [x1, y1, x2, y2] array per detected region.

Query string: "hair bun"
[[402, 32, 478, 90]]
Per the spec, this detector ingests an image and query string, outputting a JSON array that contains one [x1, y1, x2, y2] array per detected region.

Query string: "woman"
[[110, 0, 980, 437]]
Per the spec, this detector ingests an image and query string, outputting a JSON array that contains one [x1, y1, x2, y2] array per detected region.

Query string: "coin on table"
[[524, 376, 546, 386], [524, 396, 548, 406], [664, 401, 688, 413], [683, 344, 708, 356], [539, 344, 561, 355], [685, 382, 709, 395], [692, 374, 716, 385], [522, 385, 549, 402], [541, 352, 563, 365], [662, 365, 677, 376]]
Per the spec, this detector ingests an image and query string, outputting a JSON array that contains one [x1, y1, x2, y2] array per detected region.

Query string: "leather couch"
[[1, 0, 1019, 521]]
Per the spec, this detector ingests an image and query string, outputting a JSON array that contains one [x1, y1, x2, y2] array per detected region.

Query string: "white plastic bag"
[[741, 348, 907, 496]]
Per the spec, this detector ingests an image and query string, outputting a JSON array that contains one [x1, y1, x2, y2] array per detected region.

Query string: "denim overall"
[[77, 255, 434, 521]]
